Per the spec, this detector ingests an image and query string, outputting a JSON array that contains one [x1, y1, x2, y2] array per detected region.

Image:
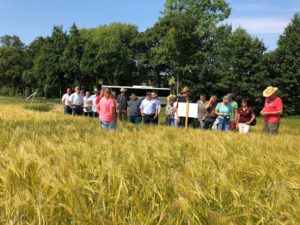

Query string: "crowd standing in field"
[[61, 85, 283, 134]]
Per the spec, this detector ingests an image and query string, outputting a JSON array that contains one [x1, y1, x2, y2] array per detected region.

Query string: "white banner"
[[178, 102, 198, 118]]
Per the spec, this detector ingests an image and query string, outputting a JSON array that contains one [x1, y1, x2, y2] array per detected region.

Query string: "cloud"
[[227, 18, 289, 34]]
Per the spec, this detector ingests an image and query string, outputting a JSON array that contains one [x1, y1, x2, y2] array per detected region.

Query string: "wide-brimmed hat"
[[263, 86, 278, 97], [181, 87, 190, 93], [120, 87, 127, 92], [151, 92, 158, 97], [167, 94, 176, 102]]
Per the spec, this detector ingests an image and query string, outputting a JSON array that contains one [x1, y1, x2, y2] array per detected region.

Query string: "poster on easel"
[[178, 102, 198, 118]]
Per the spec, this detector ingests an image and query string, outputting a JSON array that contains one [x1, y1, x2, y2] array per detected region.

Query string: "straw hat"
[[120, 87, 127, 92], [167, 94, 176, 102], [263, 86, 278, 97], [181, 86, 190, 93], [151, 92, 158, 97]]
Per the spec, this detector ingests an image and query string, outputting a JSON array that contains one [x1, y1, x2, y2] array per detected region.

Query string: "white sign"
[[178, 102, 198, 118]]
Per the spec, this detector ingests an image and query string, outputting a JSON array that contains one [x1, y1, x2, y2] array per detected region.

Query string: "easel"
[[26, 89, 38, 109], [185, 99, 189, 128]]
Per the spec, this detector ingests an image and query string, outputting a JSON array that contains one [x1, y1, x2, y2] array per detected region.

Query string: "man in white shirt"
[[90, 88, 99, 117], [69, 86, 84, 116], [61, 88, 72, 115], [151, 92, 161, 124], [83, 91, 93, 117]]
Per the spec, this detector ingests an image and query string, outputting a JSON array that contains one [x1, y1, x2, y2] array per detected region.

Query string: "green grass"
[[0, 98, 299, 224], [24, 103, 52, 112]]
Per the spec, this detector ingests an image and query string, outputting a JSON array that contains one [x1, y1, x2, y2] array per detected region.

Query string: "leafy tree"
[[272, 13, 300, 115], [61, 23, 85, 89], [0, 35, 25, 95], [159, 0, 231, 93], [0, 35, 24, 49], [81, 23, 139, 86], [32, 26, 67, 97]]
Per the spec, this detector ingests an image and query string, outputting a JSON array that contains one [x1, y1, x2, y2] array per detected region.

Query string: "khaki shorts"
[[263, 122, 280, 135]]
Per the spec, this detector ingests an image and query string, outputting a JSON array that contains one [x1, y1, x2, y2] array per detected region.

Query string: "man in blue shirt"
[[140, 92, 158, 125]]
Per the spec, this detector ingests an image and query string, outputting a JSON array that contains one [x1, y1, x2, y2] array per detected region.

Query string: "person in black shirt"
[[177, 87, 197, 128], [117, 88, 129, 121]]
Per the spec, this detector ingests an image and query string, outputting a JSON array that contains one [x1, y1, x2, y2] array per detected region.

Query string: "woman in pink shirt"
[[98, 88, 116, 130], [260, 86, 283, 135]]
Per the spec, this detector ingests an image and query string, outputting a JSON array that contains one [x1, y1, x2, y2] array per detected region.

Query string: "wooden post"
[[185, 99, 189, 128]]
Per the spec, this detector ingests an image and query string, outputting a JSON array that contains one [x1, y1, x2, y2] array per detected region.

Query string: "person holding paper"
[[215, 95, 232, 131], [177, 87, 196, 128]]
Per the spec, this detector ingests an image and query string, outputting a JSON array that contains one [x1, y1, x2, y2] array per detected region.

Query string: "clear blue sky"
[[0, 0, 299, 51]]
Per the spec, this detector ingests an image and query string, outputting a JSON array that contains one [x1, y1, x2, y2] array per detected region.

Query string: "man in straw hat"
[[260, 86, 283, 135], [176, 86, 196, 128], [117, 87, 129, 121]]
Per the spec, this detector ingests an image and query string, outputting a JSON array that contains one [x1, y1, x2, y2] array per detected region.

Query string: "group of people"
[[61, 85, 283, 135]]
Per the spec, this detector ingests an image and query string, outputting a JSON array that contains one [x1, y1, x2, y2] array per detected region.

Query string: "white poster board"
[[178, 102, 198, 118]]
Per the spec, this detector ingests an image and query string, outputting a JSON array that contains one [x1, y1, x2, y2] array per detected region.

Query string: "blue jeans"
[[100, 119, 116, 130], [217, 117, 230, 131], [166, 117, 178, 127], [128, 115, 142, 125], [204, 117, 216, 129]]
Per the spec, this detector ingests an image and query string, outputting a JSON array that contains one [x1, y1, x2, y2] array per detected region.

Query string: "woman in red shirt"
[[236, 99, 256, 133]]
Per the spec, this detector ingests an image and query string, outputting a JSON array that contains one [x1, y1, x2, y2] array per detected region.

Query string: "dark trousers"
[[204, 117, 216, 129], [263, 122, 280, 135], [72, 106, 83, 116], [179, 117, 196, 128], [118, 109, 128, 121], [128, 115, 142, 125], [143, 114, 155, 125], [153, 116, 159, 125], [92, 111, 98, 118], [64, 106, 72, 115], [83, 111, 93, 117]]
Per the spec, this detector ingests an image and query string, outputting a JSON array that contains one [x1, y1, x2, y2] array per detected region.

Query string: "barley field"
[[0, 97, 299, 224]]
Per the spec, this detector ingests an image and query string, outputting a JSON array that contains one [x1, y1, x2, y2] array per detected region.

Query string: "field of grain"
[[0, 97, 299, 224]]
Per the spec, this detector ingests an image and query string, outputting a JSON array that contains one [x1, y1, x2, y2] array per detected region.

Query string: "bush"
[[24, 103, 51, 112]]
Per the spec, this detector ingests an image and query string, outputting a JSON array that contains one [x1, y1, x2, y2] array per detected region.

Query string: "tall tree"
[[61, 23, 85, 89], [272, 13, 300, 115], [33, 26, 67, 97], [0, 35, 25, 95], [160, 0, 231, 93], [81, 23, 139, 86]]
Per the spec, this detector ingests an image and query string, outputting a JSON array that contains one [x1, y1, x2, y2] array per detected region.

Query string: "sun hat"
[[181, 86, 190, 93], [263, 86, 278, 97], [120, 87, 127, 92], [151, 92, 158, 97]]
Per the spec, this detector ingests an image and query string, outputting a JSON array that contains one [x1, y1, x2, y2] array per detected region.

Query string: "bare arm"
[[260, 110, 282, 116]]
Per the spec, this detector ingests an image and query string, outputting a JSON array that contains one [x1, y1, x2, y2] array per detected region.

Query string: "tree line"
[[0, 0, 299, 115]]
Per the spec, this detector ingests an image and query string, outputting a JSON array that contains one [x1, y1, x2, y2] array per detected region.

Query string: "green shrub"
[[24, 103, 51, 112]]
